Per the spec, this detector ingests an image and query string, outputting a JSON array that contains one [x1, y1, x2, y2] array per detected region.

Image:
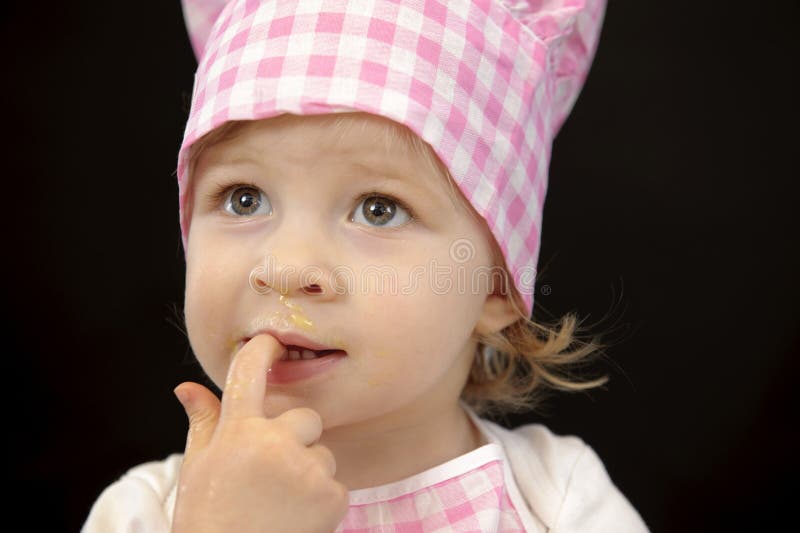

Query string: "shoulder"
[[473, 416, 649, 532], [81, 453, 184, 533]]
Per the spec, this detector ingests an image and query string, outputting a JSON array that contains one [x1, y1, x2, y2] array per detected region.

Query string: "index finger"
[[219, 334, 285, 421]]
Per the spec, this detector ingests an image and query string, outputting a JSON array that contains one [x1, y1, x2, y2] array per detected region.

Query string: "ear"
[[473, 293, 520, 336]]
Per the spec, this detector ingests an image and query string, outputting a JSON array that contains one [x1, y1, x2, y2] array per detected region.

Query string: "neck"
[[320, 400, 487, 490]]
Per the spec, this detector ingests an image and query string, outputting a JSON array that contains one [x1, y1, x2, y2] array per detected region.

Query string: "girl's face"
[[184, 113, 510, 430]]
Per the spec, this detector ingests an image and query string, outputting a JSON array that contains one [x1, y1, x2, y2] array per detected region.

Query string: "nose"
[[248, 249, 340, 301]]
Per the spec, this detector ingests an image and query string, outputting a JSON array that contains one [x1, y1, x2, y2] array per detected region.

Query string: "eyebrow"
[[200, 149, 447, 205], [346, 159, 446, 202]]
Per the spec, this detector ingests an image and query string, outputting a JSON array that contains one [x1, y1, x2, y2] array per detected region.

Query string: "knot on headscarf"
[[498, 0, 606, 135], [181, 0, 232, 59]]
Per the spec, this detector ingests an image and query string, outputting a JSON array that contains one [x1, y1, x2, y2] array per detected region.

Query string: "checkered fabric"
[[178, 0, 607, 314], [337, 444, 526, 532]]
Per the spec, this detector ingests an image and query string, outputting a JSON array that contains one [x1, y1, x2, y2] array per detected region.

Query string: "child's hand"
[[171, 334, 349, 533]]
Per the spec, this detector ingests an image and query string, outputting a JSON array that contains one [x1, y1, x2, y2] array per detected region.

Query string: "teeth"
[[278, 345, 324, 362]]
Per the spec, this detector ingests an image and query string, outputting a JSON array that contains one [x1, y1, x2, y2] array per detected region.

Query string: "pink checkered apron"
[[178, 0, 607, 315], [337, 443, 530, 532]]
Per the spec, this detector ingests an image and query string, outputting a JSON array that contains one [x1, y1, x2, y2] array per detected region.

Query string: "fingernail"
[[173, 386, 190, 406]]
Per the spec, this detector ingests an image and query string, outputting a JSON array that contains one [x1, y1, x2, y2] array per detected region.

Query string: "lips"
[[242, 328, 346, 359]]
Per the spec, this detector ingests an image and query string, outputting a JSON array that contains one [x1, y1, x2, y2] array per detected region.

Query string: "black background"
[[3, 1, 797, 531]]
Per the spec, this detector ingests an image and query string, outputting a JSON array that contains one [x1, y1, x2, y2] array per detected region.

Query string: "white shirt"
[[82, 402, 648, 532]]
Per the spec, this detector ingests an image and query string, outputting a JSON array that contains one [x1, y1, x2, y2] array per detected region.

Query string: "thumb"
[[173, 381, 221, 463]]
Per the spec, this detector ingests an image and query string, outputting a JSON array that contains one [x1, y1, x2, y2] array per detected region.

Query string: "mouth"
[[275, 345, 346, 361], [241, 329, 347, 361]]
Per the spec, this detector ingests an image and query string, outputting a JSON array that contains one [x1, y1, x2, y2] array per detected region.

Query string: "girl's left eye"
[[351, 193, 413, 229]]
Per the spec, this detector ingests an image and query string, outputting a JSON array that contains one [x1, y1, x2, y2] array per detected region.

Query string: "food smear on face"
[[279, 294, 314, 331]]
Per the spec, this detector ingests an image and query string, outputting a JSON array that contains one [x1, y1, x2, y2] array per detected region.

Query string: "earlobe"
[[474, 293, 520, 336]]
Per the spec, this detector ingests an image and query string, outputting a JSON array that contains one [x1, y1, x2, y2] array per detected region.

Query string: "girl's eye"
[[208, 182, 413, 228], [351, 194, 413, 229], [219, 185, 272, 217]]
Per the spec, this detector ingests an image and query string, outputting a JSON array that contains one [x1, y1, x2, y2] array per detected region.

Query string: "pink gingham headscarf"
[[177, 0, 607, 315]]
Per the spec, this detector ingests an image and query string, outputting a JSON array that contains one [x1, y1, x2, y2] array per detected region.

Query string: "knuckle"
[[188, 408, 215, 427], [240, 423, 283, 453], [304, 461, 330, 483], [299, 457, 335, 494], [331, 481, 350, 510], [274, 407, 323, 438], [315, 445, 336, 470], [295, 407, 323, 427], [261, 420, 291, 444]]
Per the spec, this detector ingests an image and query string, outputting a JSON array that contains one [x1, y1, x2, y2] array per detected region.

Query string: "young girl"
[[83, 0, 648, 531]]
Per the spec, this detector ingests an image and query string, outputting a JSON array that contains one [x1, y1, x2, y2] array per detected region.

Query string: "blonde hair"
[[462, 236, 611, 419], [185, 112, 611, 418]]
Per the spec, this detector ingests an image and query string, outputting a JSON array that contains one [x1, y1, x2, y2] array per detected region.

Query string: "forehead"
[[196, 112, 464, 206], [206, 113, 413, 162]]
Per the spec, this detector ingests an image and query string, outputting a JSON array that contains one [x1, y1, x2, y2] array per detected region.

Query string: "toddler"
[[83, 0, 648, 531]]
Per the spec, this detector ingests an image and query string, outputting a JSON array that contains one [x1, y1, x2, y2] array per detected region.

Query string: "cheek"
[[355, 268, 481, 361], [184, 252, 246, 386], [184, 264, 215, 338]]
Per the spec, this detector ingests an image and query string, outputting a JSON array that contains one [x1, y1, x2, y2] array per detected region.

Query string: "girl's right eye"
[[215, 185, 273, 217]]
